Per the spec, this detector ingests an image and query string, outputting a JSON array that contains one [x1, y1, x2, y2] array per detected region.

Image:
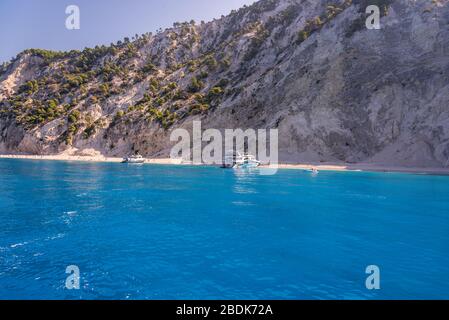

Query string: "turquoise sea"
[[0, 159, 448, 299]]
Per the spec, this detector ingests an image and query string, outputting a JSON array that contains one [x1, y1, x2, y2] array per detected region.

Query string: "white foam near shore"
[[0, 154, 449, 175]]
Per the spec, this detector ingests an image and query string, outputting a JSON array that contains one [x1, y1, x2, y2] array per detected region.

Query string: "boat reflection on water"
[[231, 163, 259, 196]]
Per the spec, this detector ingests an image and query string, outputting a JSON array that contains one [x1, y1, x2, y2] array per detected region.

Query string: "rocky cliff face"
[[1, 0, 448, 167]]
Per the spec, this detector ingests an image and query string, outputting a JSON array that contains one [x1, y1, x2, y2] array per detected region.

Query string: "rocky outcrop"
[[1, 0, 448, 167]]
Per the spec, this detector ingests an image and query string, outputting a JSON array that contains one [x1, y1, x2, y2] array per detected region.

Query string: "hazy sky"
[[0, 0, 256, 63]]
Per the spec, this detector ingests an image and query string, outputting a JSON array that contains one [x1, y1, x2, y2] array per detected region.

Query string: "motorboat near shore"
[[122, 154, 145, 164], [222, 151, 260, 169]]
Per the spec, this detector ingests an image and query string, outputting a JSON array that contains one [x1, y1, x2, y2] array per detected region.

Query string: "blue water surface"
[[0, 159, 448, 299]]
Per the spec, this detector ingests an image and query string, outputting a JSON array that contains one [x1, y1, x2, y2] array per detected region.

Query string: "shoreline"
[[1, 154, 448, 175]]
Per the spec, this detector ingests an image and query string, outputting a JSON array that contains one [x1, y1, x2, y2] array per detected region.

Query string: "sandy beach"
[[1, 153, 449, 175], [276, 163, 449, 175], [0, 154, 179, 165]]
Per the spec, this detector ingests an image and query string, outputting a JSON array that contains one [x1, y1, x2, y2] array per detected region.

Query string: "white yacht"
[[222, 151, 260, 169], [122, 154, 145, 164]]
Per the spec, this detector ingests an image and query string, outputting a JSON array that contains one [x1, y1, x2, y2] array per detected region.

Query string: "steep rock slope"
[[0, 0, 448, 167]]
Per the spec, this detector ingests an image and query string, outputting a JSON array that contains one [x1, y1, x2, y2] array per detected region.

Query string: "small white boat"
[[122, 154, 145, 164], [236, 154, 260, 168], [222, 151, 260, 169]]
